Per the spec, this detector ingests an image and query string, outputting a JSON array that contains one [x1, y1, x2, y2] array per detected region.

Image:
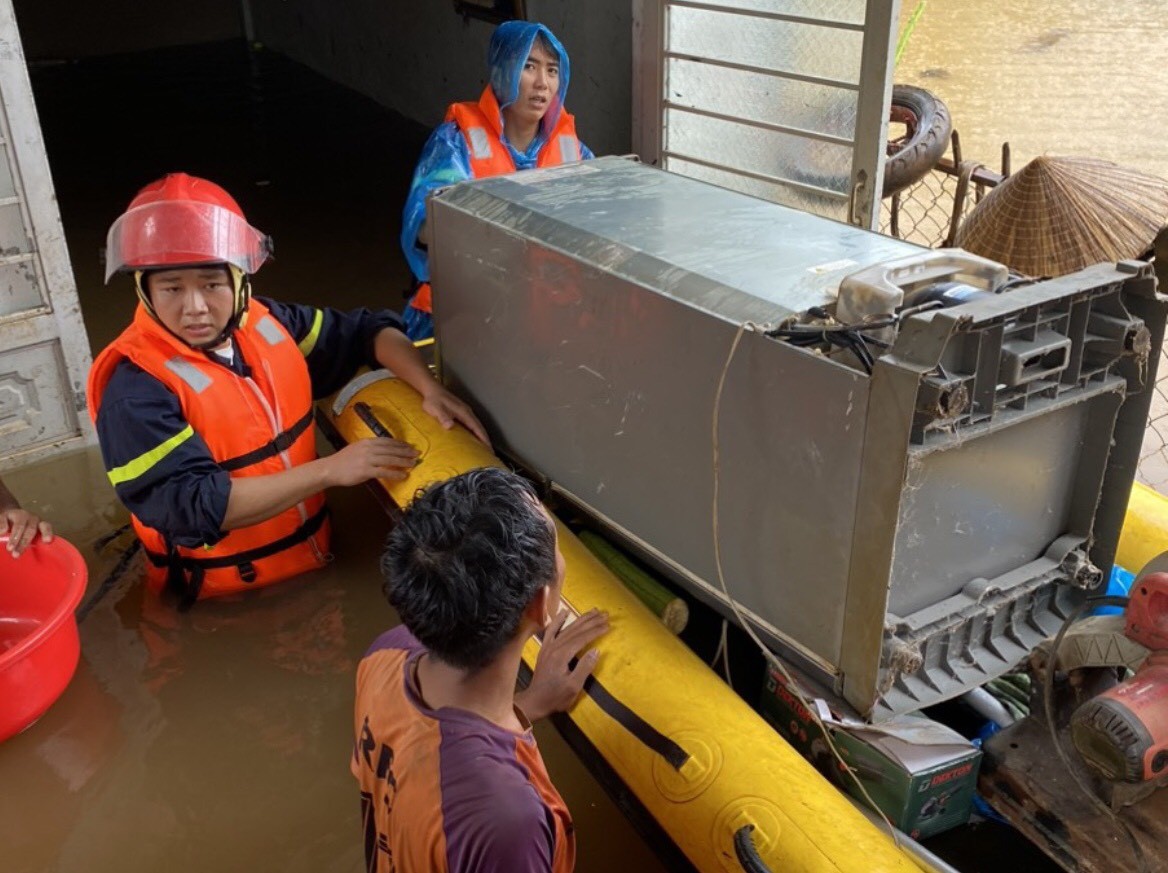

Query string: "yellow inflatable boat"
[[1119, 480, 1168, 574], [325, 372, 928, 873]]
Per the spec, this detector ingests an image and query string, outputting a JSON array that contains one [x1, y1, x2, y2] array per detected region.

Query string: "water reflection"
[[897, 0, 1168, 180]]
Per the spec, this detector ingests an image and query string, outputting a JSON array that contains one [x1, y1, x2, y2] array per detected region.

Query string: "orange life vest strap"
[[145, 504, 330, 610], [218, 408, 315, 472]]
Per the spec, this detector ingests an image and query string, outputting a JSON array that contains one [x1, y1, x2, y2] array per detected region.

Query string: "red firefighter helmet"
[[104, 173, 272, 282], [105, 174, 272, 347]]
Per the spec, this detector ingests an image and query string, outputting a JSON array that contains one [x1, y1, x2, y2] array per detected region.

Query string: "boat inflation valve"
[[714, 798, 783, 873], [652, 730, 724, 802]]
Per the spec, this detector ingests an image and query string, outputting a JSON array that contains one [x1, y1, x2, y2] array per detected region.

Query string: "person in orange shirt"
[[352, 468, 608, 872], [0, 477, 52, 558]]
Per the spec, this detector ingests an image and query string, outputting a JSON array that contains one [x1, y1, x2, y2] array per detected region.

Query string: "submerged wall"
[[10, 0, 632, 152], [249, 0, 633, 158], [13, 0, 241, 60]]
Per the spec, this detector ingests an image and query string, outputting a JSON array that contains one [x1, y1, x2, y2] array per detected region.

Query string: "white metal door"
[[633, 0, 900, 229], [0, 1, 93, 471]]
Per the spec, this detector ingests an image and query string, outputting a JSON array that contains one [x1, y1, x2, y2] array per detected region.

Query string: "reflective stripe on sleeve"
[[297, 308, 324, 356], [107, 424, 196, 486]]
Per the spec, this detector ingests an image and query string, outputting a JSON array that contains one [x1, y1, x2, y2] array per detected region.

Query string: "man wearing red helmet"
[[88, 173, 488, 609]]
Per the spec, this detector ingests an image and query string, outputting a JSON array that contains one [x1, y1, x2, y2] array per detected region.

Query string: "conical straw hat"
[[955, 155, 1168, 277]]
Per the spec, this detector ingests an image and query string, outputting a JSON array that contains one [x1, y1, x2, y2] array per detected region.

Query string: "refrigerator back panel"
[[429, 157, 1165, 718]]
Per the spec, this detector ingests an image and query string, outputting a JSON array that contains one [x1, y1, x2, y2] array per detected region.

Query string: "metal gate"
[[633, 0, 901, 229], [0, 0, 93, 471]]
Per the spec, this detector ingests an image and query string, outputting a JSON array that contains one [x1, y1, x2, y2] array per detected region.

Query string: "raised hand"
[[517, 608, 610, 722], [421, 386, 491, 446]]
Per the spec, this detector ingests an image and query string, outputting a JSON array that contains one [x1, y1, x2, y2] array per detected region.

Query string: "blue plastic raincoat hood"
[[488, 21, 571, 131]]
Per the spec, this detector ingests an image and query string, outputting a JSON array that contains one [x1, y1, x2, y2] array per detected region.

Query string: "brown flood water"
[[6, 5, 1167, 867], [896, 0, 1168, 181]]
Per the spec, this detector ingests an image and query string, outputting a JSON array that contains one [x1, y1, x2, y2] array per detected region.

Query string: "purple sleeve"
[[440, 730, 556, 873], [457, 808, 553, 873], [446, 791, 554, 873]]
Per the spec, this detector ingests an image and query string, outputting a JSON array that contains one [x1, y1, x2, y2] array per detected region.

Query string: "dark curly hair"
[[382, 468, 556, 671]]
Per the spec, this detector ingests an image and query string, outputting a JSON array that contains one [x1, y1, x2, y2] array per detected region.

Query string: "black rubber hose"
[[733, 824, 774, 873]]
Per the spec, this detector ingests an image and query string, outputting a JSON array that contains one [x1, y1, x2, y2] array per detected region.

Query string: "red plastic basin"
[[0, 535, 87, 742]]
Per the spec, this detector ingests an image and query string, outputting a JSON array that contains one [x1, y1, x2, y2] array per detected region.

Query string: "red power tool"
[[1071, 573, 1168, 786]]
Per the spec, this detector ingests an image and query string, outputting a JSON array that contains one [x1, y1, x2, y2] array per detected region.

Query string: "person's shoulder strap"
[[446, 88, 515, 176]]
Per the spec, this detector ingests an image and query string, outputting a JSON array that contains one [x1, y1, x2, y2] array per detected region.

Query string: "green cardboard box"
[[760, 667, 981, 839]]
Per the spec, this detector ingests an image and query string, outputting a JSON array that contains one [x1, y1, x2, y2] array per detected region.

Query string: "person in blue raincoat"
[[399, 20, 595, 340]]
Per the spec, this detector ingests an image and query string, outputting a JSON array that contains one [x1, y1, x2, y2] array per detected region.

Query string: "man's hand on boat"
[[325, 437, 421, 484], [420, 385, 491, 446], [517, 608, 610, 722]]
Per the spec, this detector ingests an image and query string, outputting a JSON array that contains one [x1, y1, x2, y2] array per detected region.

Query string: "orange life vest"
[[88, 299, 330, 607], [409, 87, 582, 315]]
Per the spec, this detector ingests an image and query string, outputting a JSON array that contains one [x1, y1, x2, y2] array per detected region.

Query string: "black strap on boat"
[[577, 662, 690, 771], [218, 409, 315, 472], [147, 505, 329, 611]]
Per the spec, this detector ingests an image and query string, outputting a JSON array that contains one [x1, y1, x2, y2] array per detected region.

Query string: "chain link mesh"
[[1139, 349, 1168, 493], [878, 164, 984, 249], [881, 134, 1168, 494]]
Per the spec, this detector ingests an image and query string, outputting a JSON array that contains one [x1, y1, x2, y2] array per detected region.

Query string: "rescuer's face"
[[148, 267, 235, 349]]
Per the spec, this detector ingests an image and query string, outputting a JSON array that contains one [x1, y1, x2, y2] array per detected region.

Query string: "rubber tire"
[[883, 84, 952, 198]]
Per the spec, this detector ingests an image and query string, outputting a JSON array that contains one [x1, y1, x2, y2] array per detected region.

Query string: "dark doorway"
[[29, 38, 427, 355]]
